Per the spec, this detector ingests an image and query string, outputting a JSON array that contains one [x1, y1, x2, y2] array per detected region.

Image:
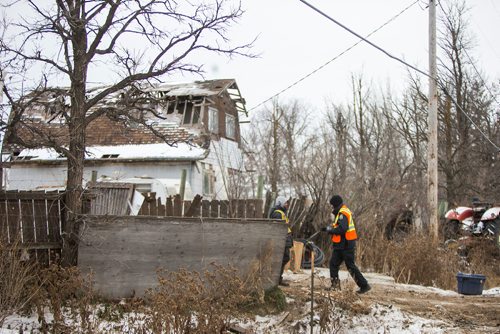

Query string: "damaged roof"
[[3, 78, 246, 162], [88, 78, 247, 116]]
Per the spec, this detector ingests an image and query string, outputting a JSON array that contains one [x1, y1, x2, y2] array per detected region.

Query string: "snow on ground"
[[1, 268, 499, 334], [283, 267, 497, 297], [483, 286, 500, 295], [239, 301, 449, 334]]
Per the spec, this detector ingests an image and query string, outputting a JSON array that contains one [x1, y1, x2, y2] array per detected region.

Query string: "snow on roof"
[[16, 143, 207, 161], [147, 84, 217, 96]]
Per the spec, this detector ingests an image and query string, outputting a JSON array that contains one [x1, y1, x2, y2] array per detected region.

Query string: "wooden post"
[[428, 0, 439, 240], [309, 243, 315, 334], [179, 169, 187, 201], [91, 170, 98, 182]]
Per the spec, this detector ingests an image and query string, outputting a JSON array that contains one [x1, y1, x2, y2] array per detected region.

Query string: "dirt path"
[[281, 269, 500, 333]]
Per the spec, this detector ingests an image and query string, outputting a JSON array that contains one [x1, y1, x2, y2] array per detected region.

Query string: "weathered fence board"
[[136, 193, 266, 219], [78, 215, 288, 298], [1, 188, 305, 268], [0, 191, 64, 265]]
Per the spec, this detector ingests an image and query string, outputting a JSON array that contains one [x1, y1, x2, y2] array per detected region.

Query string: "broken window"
[[182, 102, 202, 125], [225, 114, 236, 139], [208, 107, 218, 134], [166, 100, 177, 114]]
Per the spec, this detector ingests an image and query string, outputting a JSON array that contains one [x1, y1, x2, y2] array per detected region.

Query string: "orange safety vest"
[[331, 205, 358, 243], [275, 209, 292, 234]]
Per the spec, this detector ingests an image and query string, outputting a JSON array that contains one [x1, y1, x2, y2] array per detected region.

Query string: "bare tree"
[[279, 100, 310, 196], [247, 100, 284, 196], [246, 98, 311, 199], [437, 0, 499, 204], [1, 0, 253, 265]]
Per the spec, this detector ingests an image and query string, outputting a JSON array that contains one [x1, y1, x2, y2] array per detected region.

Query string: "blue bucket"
[[456, 272, 486, 295]]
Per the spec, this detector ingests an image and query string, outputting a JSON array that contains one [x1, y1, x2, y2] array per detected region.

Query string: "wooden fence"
[[138, 193, 264, 218], [0, 187, 313, 265], [0, 190, 65, 265]]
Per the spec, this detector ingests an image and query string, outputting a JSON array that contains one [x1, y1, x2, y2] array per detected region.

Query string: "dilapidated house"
[[1, 79, 248, 201]]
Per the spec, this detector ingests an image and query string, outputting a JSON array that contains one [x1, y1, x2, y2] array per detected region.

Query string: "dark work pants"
[[329, 248, 368, 288]]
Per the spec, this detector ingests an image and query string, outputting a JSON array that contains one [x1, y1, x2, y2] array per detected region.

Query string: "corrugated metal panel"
[[89, 183, 134, 215]]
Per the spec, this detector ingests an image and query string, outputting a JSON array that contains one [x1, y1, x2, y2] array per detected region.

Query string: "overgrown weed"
[[358, 229, 499, 290], [0, 239, 39, 327]]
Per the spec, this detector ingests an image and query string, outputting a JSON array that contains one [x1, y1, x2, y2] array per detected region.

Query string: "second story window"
[[182, 103, 202, 125], [225, 114, 236, 139], [208, 107, 218, 134]]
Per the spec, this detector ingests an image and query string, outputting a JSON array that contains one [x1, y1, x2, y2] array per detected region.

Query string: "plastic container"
[[456, 272, 486, 295]]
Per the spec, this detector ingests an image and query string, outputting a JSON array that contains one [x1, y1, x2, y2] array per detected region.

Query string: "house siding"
[[204, 91, 241, 145], [6, 162, 198, 194], [3, 79, 247, 201]]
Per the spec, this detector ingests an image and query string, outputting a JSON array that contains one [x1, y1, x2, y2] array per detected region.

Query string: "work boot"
[[330, 278, 341, 291], [356, 284, 371, 294], [279, 278, 290, 287]]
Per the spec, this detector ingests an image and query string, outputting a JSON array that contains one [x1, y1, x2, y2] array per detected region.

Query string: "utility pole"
[[428, 0, 439, 240]]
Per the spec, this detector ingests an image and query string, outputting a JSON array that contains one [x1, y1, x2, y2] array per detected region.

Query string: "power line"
[[436, 0, 500, 109], [248, 0, 421, 112], [298, 0, 431, 78], [439, 82, 500, 151], [297, 0, 500, 152]]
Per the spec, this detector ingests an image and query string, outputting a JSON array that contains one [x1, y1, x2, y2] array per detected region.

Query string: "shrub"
[[32, 265, 98, 333], [263, 286, 287, 312], [132, 263, 255, 334]]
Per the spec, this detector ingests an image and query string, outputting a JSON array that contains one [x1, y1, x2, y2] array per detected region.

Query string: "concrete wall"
[[77, 215, 287, 299]]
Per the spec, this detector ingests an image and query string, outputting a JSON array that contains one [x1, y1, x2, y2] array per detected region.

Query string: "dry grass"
[[31, 265, 99, 333], [310, 278, 370, 334], [1, 246, 285, 333], [0, 239, 39, 327], [357, 228, 500, 290], [136, 263, 254, 333], [463, 238, 500, 288]]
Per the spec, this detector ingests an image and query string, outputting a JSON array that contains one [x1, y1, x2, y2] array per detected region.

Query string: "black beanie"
[[329, 195, 343, 207]]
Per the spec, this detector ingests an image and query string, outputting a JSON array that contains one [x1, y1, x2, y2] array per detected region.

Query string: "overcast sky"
[[179, 0, 500, 116], [3, 0, 499, 117]]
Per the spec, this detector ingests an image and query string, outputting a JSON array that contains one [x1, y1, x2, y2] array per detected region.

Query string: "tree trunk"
[[61, 12, 88, 266], [443, 96, 456, 205], [61, 126, 85, 266]]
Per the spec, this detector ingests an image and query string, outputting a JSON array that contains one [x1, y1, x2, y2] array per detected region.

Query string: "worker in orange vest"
[[270, 196, 293, 287], [322, 195, 371, 294]]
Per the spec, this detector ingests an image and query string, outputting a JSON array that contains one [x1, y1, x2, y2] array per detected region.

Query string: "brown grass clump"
[[0, 239, 39, 327], [313, 279, 370, 334], [384, 233, 460, 288], [132, 263, 255, 334], [463, 238, 500, 288], [357, 228, 500, 290], [32, 264, 98, 333]]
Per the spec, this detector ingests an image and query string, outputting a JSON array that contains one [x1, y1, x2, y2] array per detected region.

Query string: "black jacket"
[[269, 205, 287, 219]]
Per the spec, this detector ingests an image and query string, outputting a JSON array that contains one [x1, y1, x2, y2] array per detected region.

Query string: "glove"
[[321, 226, 333, 232]]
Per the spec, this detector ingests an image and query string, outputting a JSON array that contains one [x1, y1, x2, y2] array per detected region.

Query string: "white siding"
[[6, 162, 201, 195], [6, 139, 245, 201]]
